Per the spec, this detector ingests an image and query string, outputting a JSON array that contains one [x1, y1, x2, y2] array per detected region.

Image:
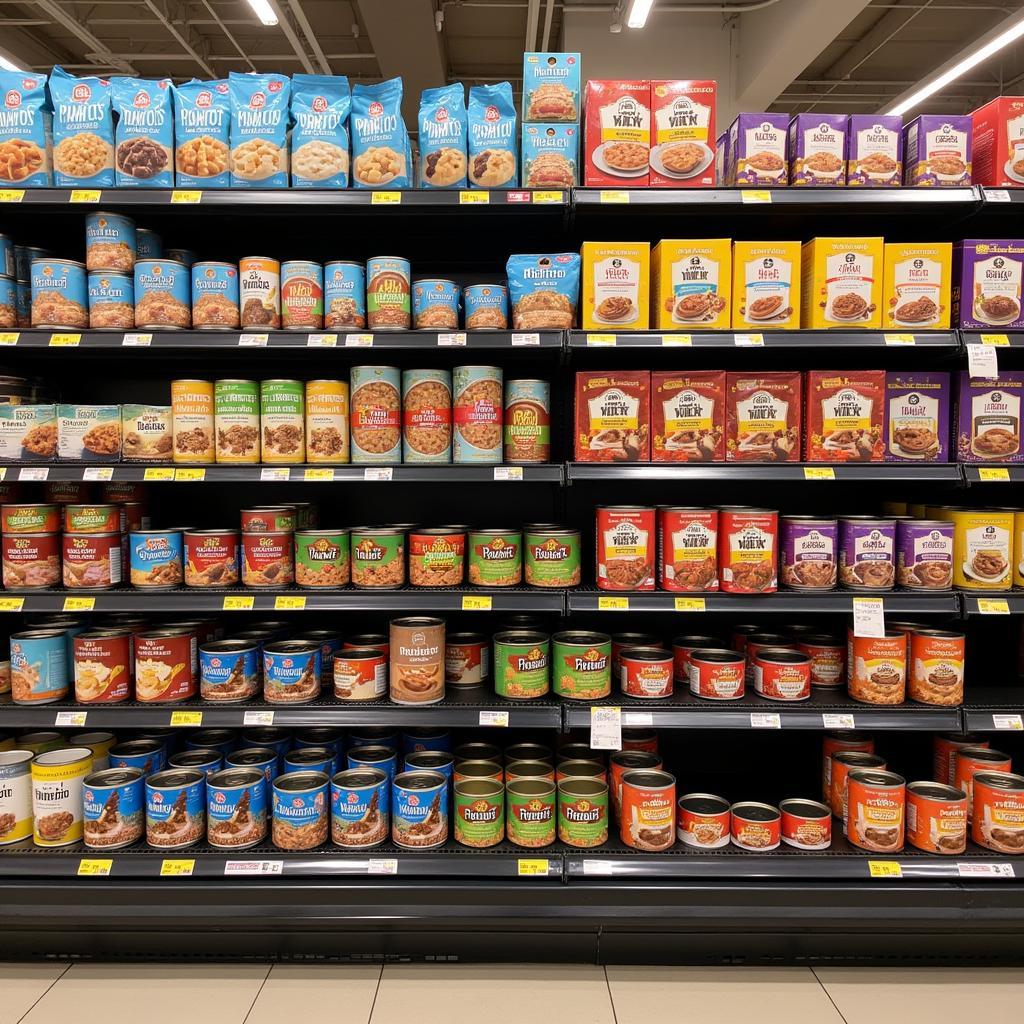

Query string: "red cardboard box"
[[804, 370, 885, 462], [649, 80, 716, 188], [651, 370, 725, 461], [971, 96, 1024, 187], [584, 80, 651, 188]]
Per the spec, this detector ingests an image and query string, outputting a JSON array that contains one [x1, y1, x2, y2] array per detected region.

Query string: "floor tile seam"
[[811, 965, 853, 1024], [239, 964, 274, 1024], [15, 963, 72, 1024], [602, 964, 620, 1024], [365, 963, 385, 1024]]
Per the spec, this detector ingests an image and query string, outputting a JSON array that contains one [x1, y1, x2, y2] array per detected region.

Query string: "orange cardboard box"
[[649, 80, 716, 188], [584, 80, 650, 188]]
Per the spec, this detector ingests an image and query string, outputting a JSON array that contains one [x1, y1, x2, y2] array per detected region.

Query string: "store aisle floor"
[[5, 962, 1024, 1023]]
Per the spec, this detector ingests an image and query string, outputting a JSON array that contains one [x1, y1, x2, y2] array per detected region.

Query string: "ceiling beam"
[[141, 0, 215, 76], [27, 0, 138, 73]]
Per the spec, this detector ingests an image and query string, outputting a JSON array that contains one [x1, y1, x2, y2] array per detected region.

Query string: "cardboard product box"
[[649, 80, 716, 188], [971, 96, 1024, 187], [581, 241, 650, 331], [732, 240, 802, 330], [121, 404, 172, 462], [651, 238, 731, 330], [574, 370, 650, 462], [726, 371, 801, 462], [882, 242, 952, 330], [652, 370, 726, 462], [521, 123, 579, 189], [714, 130, 728, 185], [954, 370, 1024, 462], [522, 52, 581, 123], [846, 115, 902, 187], [728, 113, 789, 186], [0, 404, 56, 462], [903, 114, 972, 186], [584, 80, 650, 187], [884, 372, 951, 463], [788, 114, 847, 186], [800, 236, 884, 329], [804, 370, 885, 462], [952, 239, 1024, 329], [58, 404, 122, 461]]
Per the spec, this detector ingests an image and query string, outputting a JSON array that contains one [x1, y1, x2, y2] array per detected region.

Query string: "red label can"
[[47, 481, 90, 503], [672, 634, 720, 683], [620, 647, 673, 699], [687, 648, 744, 700], [74, 629, 132, 703], [823, 732, 874, 802], [830, 750, 886, 818], [445, 632, 489, 687], [240, 507, 296, 533], [972, 770, 1024, 853], [621, 729, 658, 754], [780, 798, 832, 850], [612, 632, 663, 679], [678, 792, 730, 848], [719, 507, 778, 593], [333, 648, 387, 701], [752, 649, 811, 701], [103, 481, 147, 504], [906, 781, 967, 854], [933, 733, 987, 787], [184, 529, 240, 588], [845, 768, 905, 852], [62, 532, 122, 590], [122, 501, 147, 532], [344, 633, 388, 653], [242, 531, 294, 587], [955, 746, 1012, 813], [135, 629, 198, 703], [2, 503, 60, 533], [596, 505, 655, 591], [745, 632, 797, 685], [63, 504, 122, 534], [2, 531, 60, 589], [730, 624, 761, 654], [609, 750, 661, 819], [657, 507, 718, 592], [731, 801, 781, 851], [799, 634, 845, 687], [620, 768, 675, 851]]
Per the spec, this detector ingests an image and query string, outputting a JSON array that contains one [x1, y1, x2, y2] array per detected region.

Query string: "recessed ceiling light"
[[626, 0, 655, 30], [245, 0, 279, 28]]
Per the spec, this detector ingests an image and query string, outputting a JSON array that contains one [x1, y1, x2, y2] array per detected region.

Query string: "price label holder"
[[18, 467, 47, 481], [224, 860, 284, 876], [77, 859, 113, 876], [63, 596, 95, 611], [582, 859, 615, 876], [586, 333, 616, 346], [437, 333, 467, 346], [993, 714, 1024, 731], [462, 594, 492, 611], [239, 333, 268, 347], [344, 334, 373, 347], [160, 859, 195, 877], [479, 710, 510, 727], [822, 713, 856, 729], [367, 858, 398, 875], [306, 333, 337, 347], [967, 342, 999, 379], [494, 466, 523, 481], [750, 712, 781, 729], [853, 596, 885, 638], [661, 334, 692, 346], [733, 333, 764, 347], [957, 862, 1014, 878], [868, 861, 903, 878], [55, 711, 87, 727], [304, 468, 334, 482], [0, 189, 24, 202], [511, 333, 540, 346], [804, 466, 835, 480], [49, 333, 80, 346], [598, 596, 629, 611], [122, 333, 152, 346], [978, 467, 1010, 482], [170, 190, 202, 204], [170, 711, 203, 727], [599, 190, 630, 204], [531, 190, 563, 204], [243, 710, 275, 726], [275, 595, 306, 610], [363, 467, 393, 481], [622, 711, 653, 727], [674, 597, 706, 612], [69, 189, 101, 203], [260, 467, 288, 481], [0, 597, 24, 612], [0, 332, 18, 345], [83, 467, 113, 481], [977, 598, 1010, 614], [459, 190, 489, 204], [590, 706, 622, 750], [883, 333, 915, 346], [740, 190, 772, 203], [980, 333, 1011, 346], [371, 191, 401, 205], [174, 468, 205, 482], [986, 189, 1012, 203], [144, 467, 174, 481], [518, 859, 550, 876], [223, 594, 254, 611]]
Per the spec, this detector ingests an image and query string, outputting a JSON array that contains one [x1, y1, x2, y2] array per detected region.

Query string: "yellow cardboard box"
[[581, 241, 651, 331], [732, 240, 802, 330], [800, 236, 884, 329], [881, 242, 952, 330], [651, 238, 731, 329]]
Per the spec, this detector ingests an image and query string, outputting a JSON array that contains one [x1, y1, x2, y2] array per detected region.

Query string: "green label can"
[[525, 529, 581, 588], [558, 778, 609, 848], [505, 760, 555, 784], [351, 527, 405, 589], [506, 778, 556, 848], [214, 379, 259, 464], [260, 379, 305, 464], [454, 778, 504, 848], [552, 631, 611, 700], [493, 630, 549, 700], [295, 529, 350, 588], [468, 529, 522, 587]]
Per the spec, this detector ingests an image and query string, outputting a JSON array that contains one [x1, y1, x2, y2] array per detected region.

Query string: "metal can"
[[333, 648, 387, 701], [145, 767, 205, 848], [597, 505, 656, 591], [331, 767, 389, 848], [166, 249, 196, 268], [185, 729, 237, 755], [454, 741, 502, 765], [505, 760, 554, 784], [135, 628, 197, 703], [239, 256, 281, 329], [906, 780, 967, 854], [463, 283, 508, 330], [688, 648, 744, 700], [366, 256, 411, 330], [88, 271, 134, 329], [15, 732, 62, 756], [557, 760, 606, 784], [199, 639, 259, 702], [129, 529, 183, 589], [83, 767, 144, 849], [731, 801, 781, 851], [241, 506, 295, 533], [445, 632, 489, 687], [780, 798, 832, 850], [171, 379, 215, 465], [71, 731, 115, 772], [823, 732, 875, 803], [909, 629, 964, 706], [294, 728, 344, 758], [283, 748, 336, 777], [552, 631, 611, 700], [846, 768, 905, 852], [405, 751, 455, 781], [847, 628, 906, 705], [402, 368, 452, 464], [30, 257, 87, 328], [678, 792, 730, 849], [85, 211, 136, 272], [524, 528, 581, 588], [934, 734, 987, 788], [224, 747, 278, 785], [620, 647, 673, 699], [719, 507, 778, 593], [281, 260, 324, 330], [294, 529, 350, 588], [62, 531, 121, 590], [207, 767, 267, 849], [620, 768, 675, 851], [392, 769, 448, 848], [0, 750, 33, 844], [135, 228, 162, 260], [305, 380, 350, 464], [408, 527, 464, 587], [951, 509, 1013, 590], [31, 747, 92, 847], [263, 640, 320, 704], [134, 259, 190, 329], [558, 777, 609, 847], [467, 528, 522, 587], [658, 507, 718, 592], [493, 630, 549, 699], [345, 633, 389, 653], [672, 635, 723, 682], [324, 261, 366, 329], [242, 530, 294, 588], [73, 629, 131, 703], [168, 749, 223, 777], [799, 634, 845, 687], [454, 760, 502, 785], [780, 516, 838, 590], [64, 504, 121, 535], [260, 379, 305, 463], [2, 503, 60, 534], [184, 529, 240, 588], [16, 245, 48, 286], [609, 751, 661, 818], [454, 778, 504, 847], [350, 526, 405, 588], [191, 262, 240, 329], [350, 365, 402, 464], [10, 629, 68, 704], [413, 278, 459, 330], [214, 379, 260, 464], [14, 278, 28, 328], [896, 519, 954, 590], [504, 379, 550, 463], [972, 770, 1024, 854], [506, 778, 556, 848], [839, 516, 896, 590], [390, 616, 445, 705], [453, 365, 503, 463], [272, 770, 328, 850], [752, 648, 811, 701], [110, 739, 166, 776], [955, 746, 1012, 812], [831, 749, 886, 819]]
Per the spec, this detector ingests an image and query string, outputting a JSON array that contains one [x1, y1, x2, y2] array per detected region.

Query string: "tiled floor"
[[3, 962, 1024, 1023]]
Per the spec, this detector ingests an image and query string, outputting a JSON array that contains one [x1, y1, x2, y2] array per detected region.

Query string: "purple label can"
[[780, 516, 837, 591], [413, 278, 460, 330], [324, 261, 366, 330], [838, 516, 896, 590], [207, 767, 267, 849], [331, 766, 389, 847], [896, 519, 954, 590]]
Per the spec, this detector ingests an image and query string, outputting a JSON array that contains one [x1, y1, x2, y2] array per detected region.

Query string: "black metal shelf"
[[961, 592, 1024, 616], [566, 462, 964, 483], [562, 687, 961, 731], [962, 331, 1024, 349], [962, 687, 1024, 732], [962, 464, 1024, 484], [567, 328, 960, 349]]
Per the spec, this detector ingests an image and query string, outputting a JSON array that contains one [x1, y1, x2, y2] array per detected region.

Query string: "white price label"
[[622, 711, 654, 727], [306, 333, 337, 347], [957, 862, 1015, 878], [437, 332, 467, 347], [993, 714, 1024, 731], [344, 333, 373, 347], [479, 710, 510, 727], [54, 711, 87, 727], [493, 466, 523, 481], [967, 343, 1000, 380], [243, 710, 275, 726], [83, 467, 113, 481], [987, 189, 1012, 203], [18, 467, 48, 480], [238, 333, 268, 347], [589, 706, 622, 750], [511, 333, 540, 346], [822, 714, 856, 730], [122, 333, 152, 346], [259, 467, 289, 481], [363, 467, 393, 481], [367, 858, 398, 875], [853, 597, 885, 638], [224, 860, 283, 876], [733, 333, 764, 347], [750, 712, 781, 729], [582, 859, 615, 876]]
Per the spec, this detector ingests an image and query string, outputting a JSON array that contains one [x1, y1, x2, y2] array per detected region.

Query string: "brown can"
[[908, 629, 964, 706], [906, 780, 967, 854], [823, 732, 875, 802], [135, 628, 198, 703], [847, 628, 906, 705], [687, 648, 744, 700], [780, 798, 832, 850], [333, 648, 387, 701], [240, 507, 296, 533], [658, 506, 718, 592], [678, 792, 730, 848], [955, 746, 1012, 812], [933, 734, 987, 787], [731, 801, 781, 851], [799, 634, 845, 687], [184, 529, 240, 588], [672, 634, 721, 683], [972, 770, 1024, 854], [752, 648, 811, 701], [242, 531, 294, 588], [620, 647, 673, 699], [63, 532, 122, 590], [2, 503, 60, 534], [390, 617, 444, 705], [719, 507, 778, 593], [596, 505, 656, 591], [74, 629, 132, 703], [620, 768, 676, 851], [608, 750, 661, 817], [445, 632, 489, 687], [63, 504, 121, 534], [830, 750, 886, 818], [1, 532, 60, 589], [845, 768, 905, 853]]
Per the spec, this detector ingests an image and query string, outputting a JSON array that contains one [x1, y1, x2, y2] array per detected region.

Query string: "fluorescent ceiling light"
[[886, 14, 1024, 115], [0, 55, 23, 72], [626, 0, 655, 29], [245, 0, 279, 27]]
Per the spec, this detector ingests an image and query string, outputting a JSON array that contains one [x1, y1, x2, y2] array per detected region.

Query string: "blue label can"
[[348, 728, 398, 752], [191, 261, 240, 329], [331, 767, 389, 847], [207, 767, 267, 849], [241, 727, 291, 759], [145, 768, 205, 848], [463, 284, 508, 330], [9, 629, 68, 704], [166, 248, 197, 268], [83, 766, 144, 849], [348, 744, 398, 781], [87, 271, 134, 330], [0, 275, 16, 328], [129, 529, 184, 589], [15, 245, 48, 284], [168, 748, 223, 777], [295, 631, 342, 686], [263, 641, 321, 704], [272, 770, 328, 849], [225, 746, 279, 785], [0, 233, 16, 278], [392, 769, 449, 848], [15, 279, 29, 327], [135, 228, 162, 261], [183, 729, 237, 754], [294, 728, 345, 760], [133, 259, 190, 329], [109, 739, 166, 776], [30, 258, 87, 329], [85, 212, 136, 273], [199, 640, 259, 702], [283, 746, 336, 777], [412, 278, 460, 330], [403, 750, 455, 782], [402, 730, 452, 755], [324, 261, 366, 330]]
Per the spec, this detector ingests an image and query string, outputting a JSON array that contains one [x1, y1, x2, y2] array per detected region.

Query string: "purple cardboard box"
[[715, 130, 728, 186], [847, 115, 902, 187], [728, 113, 789, 186], [903, 114, 972, 186], [788, 114, 847, 186], [953, 239, 1024, 329], [884, 372, 950, 462], [955, 370, 1024, 462]]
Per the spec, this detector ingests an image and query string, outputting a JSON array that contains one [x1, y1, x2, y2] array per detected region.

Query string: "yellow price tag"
[[0, 468, 5, 480], [170, 190, 202, 204], [174, 468, 206, 482], [77, 859, 113, 876], [49, 333, 81, 346], [144, 467, 174, 481], [63, 596, 95, 611], [978, 598, 1011, 615], [170, 711, 203, 726], [868, 861, 903, 878], [69, 189, 101, 203], [0, 597, 24, 612], [741, 189, 772, 203], [517, 859, 550, 876], [303, 468, 334, 482], [884, 333, 915, 345], [274, 595, 306, 610], [222, 595, 255, 611], [371, 191, 401, 205], [978, 467, 1010, 481], [160, 859, 195, 876], [0, 189, 24, 202], [586, 333, 616, 346], [531, 190, 563, 203], [0, 332, 19, 345], [598, 596, 629, 611], [661, 334, 692, 346], [674, 597, 706, 612], [980, 333, 1011, 346], [462, 595, 493, 611], [803, 466, 836, 480], [459, 190, 489, 204], [599, 190, 630, 204]]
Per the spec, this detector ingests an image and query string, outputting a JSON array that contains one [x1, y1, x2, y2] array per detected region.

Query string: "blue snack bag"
[[0, 71, 51, 186], [50, 66, 114, 187], [172, 78, 230, 188], [351, 78, 411, 188], [468, 82, 517, 188], [291, 73, 351, 188], [111, 76, 173, 187], [228, 71, 290, 188], [418, 83, 467, 188], [506, 252, 581, 329]]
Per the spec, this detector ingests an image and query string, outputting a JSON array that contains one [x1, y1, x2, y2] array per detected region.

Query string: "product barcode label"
[[170, 190, 202, 204], [750, 712, 781, 729], [274, 596, 306, 610], [733, 333, 764, 347], [77, 859, 113, 876], [479, 710, 510, 727], [370, 191, 401, 205], [437, 332, 467, 347], [493, 466, 523, 481], [462, 595, 492, 611], [222, 595, 255, 610], [581, 859, 615, 876], [586, 334, 616, 346], [243, 710, 275, 726], [306, 333, 337, 347], [144, 467, 174, 480], [224, 860, 283, 876], [82, 467, 113, 481], [304, 468, 334, 482], [122, 333, 152, 346], [992, 714, 1024, 731], [0, 189, 25, 202], [597, 596, 628, 611], [622, 711, 654, 727], [363, 467, 393, 481], [599, 190, 630, 203], [0, 597, 24, 611], [803, 466, 835, 480], [459, 190, 489, 204], [18, 467, 48, 480], [0, 332, 18, 344], [367, 858, 398, 875], [957, 862, 1014, 877], [511, 333, 540, 346], [986, 189, 1012, 203], [661, 334, 692, 346], [967, 342, 999, 379], [531, 190, 563, 203], [49, 331, 81, 346], [980, 333, 1011, 346], [674, 597, 705, 612], [170, 711, 203, 726], [174, 468, 205, 481], [239, 333, 268, 347], [344, 334, 373, 347], [54, 711, 87, 727], [977, 597, 1010, 613], [63, 596, 95, 611], [822, 714, 855, 730], [260, 467, 288, 481], [69, 189, 101, 203], [977, 468, 1010, 482], [740, 189, 771, 204], [883, 333, 915, 345], [590, 706, 622, 750]]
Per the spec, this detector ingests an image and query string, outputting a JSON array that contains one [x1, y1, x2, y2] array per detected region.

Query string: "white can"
[[0, 750, 33, 844], [31, 746, 93, 847]]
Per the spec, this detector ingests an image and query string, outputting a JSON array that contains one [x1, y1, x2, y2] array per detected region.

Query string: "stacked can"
[[12, 241, 48, 328], [64, 502, 124, 591], [84, 212, 135, 330], [1, 501, 61, 591], [242, 501, 295, 588]]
